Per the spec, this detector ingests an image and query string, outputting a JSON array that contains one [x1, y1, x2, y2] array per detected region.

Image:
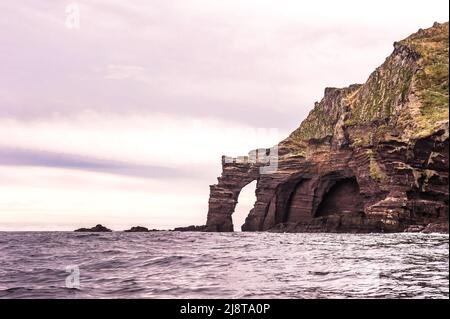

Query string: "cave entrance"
[[233, 180, 257, 231], [315, 177, 364, 217]]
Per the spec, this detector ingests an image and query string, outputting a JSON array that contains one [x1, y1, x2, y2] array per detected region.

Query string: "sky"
[[0, 0, 448, 230]]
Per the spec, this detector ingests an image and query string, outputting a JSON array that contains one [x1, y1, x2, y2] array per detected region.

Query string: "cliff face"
[[206, 22, 449, 233]]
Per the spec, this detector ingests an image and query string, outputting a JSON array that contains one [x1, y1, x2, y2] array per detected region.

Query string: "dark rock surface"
[[74, 224, 112, 232], [404, 223, 449, 234], [205, 23, 449, 233], [173, 225, 207, 232], [124, 226, 150, 232], [421, 223, 449, 234]]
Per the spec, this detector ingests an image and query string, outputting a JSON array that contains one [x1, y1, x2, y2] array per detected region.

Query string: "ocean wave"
[[0, 232, 448, 299]]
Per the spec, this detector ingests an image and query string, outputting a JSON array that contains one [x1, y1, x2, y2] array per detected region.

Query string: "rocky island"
[[124, 226, 150, 232], [173, 225, 207, 232], [205, 22, 449, 233], [74, 224, 112, 232]]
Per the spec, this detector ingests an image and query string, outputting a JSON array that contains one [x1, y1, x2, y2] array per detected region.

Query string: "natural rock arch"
[[232, 180, 258, 231], [205, 156, 260, 232], [205, 153, 368, 232]]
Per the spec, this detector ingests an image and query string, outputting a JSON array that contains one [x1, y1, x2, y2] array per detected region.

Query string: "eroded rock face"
[[205, 22, 449, 233]]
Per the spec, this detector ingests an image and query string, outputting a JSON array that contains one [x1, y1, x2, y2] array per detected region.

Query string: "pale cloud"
[[104, 64, 146, 80], [0, 146, 193, 180], [1, 0, 448, 127], [0, 114, 286, 166], [0, 112, 284, 230], [0, 166, 209, 231]]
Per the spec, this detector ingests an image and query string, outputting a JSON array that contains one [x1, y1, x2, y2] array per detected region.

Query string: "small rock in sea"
[[172, 225, 207, 232], [124, 226, 150, 232], [404, 225, 425, 233], [404, 223, 449, 234], [74, 224, 112, 232]]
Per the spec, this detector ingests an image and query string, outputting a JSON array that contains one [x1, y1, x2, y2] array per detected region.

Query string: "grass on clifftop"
[[402, 22, 449, 137], [286, 23, 448, 146]]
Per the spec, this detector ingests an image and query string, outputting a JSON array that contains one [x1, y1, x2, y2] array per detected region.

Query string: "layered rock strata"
[[205, 22, 449, 233]]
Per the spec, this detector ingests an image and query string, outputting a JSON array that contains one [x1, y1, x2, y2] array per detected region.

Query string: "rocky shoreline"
[[73, 222, 448, 234], [404, 223, 449, 234], [72, 224, 207, 233]]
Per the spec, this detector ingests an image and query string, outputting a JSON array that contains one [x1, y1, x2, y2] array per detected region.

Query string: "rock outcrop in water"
[[74, 224, 112, 232], [173, 225, 207, 232], [124, 226, 150, 232], [205, 22, 449, 233]]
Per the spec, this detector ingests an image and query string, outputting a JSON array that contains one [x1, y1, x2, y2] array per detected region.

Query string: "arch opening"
[[233, 180, 257, 231]]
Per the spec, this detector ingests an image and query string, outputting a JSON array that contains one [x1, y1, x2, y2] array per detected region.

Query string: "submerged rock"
[[404, 225, 426, 233], [74, 224, 112, 232], [205, 22, 449, 233], [422, 223, 449, 234], [404, 223, 448, 234]]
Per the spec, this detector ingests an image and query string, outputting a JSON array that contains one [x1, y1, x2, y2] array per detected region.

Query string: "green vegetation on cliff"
[[403, 22, 449, 137], [286, 22, 449, 148], [289, 85, 361, 143], [346, 22, 449, 131]]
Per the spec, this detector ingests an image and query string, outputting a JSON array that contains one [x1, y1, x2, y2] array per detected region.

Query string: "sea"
[[0, 231, 448, 299]]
